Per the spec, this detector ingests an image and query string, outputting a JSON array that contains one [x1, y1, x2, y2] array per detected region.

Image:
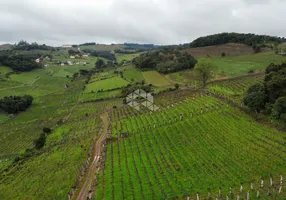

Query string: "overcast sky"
[[0, 0, 285, 46]]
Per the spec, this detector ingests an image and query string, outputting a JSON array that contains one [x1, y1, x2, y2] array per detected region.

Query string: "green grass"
[[0, 66, 12, 74], [96, 94, 286, 199], [122, 67, 144, 82], [0, 113, 9, 123], [79, 89, 122, 102], [143, 71, 171, 87], [84, 76, 129, 93], [201, 51, 286, 76], [116, 53, 141, 63]]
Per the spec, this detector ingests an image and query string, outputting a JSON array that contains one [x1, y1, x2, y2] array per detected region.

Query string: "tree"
[[194, 61, 216, 87], [243, 83, 266, 113], [34, 133, 46, 149], [95, 59, 105, 68], [43, 127, 52, 134], [243, 91, 267, 113], [174, 83, 180, 90], [221, 52, 226, 57], [271, 96, 286, 121]]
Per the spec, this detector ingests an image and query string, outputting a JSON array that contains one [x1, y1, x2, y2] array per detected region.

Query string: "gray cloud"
[[0, 0, 285, 46]]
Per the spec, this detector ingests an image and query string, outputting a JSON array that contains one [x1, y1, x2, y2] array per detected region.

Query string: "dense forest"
[[133, 49, 197, 73], [0, 51, 41, 72], [244, 63, 286, 122], [0, 95, 33, 114], [189, 33, 286, 48]]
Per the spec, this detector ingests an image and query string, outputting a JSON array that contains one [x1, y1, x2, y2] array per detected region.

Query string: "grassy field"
[[84, 76, 129, 93], [202, 51, 286, 76], [79, 89, 122, 102], [143, 71, 171, 87], [95, 94, 286, 200], [122, 67, 145, 82], [116, 53, 141, 63]]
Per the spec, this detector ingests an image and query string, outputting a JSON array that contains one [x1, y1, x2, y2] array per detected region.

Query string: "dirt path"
[[75, 112, 109, 200]]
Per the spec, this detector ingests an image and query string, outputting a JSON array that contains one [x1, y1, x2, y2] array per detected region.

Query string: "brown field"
[[182, 43, 267, 58]]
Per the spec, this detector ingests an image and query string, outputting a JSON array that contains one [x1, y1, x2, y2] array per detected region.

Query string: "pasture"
[[143, 71, 171, 87], [202, 51, 286, 76], [122, 67, 145, 82], [116, 53, 141, 63], [84, 76, 129, 93]]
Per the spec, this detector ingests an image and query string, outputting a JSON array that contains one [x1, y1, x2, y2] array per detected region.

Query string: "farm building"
[[70, 56, 75, 59], [35, 58, 40, 63], [67, 61, 73, 66]]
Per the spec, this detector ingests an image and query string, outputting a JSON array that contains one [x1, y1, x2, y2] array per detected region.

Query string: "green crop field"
[[143, 71, 171, 87], [95, 94, 286, 200], [84, 76, 129, 93], [202, 51, 286, 76], [207, 73, 264, 104]]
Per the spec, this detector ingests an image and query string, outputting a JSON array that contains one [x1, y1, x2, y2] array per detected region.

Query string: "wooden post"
[[261, 179, 264, 188], [257, 190, 260, 198], [240, 183, 243, 193], [280, 174, 283, 185], [251, 182, 254, 190], [247, 190, 250, 200], [196, 192, 199, 200], [226, 194, 229, 200], [237, 194, 240, 200], [230, 187, 232, 195], [278, 185, 282, 193], [270, 175, 273, 187]]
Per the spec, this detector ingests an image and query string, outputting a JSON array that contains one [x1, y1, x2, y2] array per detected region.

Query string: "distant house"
[[35, 58, 41, 63], [70, 56, 75, 59], [61, 63, 65, 66], [82, 54, 88, 58], [76, 62, 80, 65], [67, 61, 73, 66]]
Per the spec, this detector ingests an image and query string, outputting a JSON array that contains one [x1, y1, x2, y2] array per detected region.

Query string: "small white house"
[[35, 58, 40, 63], [67, 61, 73, 66], [61, 63, 65, 66], [82, 54, 88, 58], [70, 56, 75, 59]]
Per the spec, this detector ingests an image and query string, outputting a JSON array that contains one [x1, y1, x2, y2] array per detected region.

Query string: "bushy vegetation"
[[13, 40, 55, 51], [190, 32, 286, 48], [82, 49, 116, 61], [244, 63, 286, 122], [0, 95, 33, 114], [0, 52, 41, 72], [133, 49, 197, 73]]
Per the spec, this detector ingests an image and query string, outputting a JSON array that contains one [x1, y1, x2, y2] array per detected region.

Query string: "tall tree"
[[194, 61, 216, 87]]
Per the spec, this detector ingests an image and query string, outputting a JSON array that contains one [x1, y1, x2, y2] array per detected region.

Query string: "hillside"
[[189, 32, 286, 48], [0, 36, 286, 200], [182, 43, 260, 57]]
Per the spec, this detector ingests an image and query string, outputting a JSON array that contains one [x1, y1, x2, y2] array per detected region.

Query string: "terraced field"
[[95, 94, 286, 200]]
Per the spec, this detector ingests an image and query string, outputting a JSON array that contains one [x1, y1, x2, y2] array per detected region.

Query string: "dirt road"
[[76, 112, 109, 200]]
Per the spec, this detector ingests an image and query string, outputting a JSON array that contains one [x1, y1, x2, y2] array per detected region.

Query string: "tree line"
[[189, 33, 286, 48], [133, 49, 197, 73], [13, 40, 55, 51], [0, 51, 41, 72], [0, 95, 33, 114], [244, 63, 286, 123]]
